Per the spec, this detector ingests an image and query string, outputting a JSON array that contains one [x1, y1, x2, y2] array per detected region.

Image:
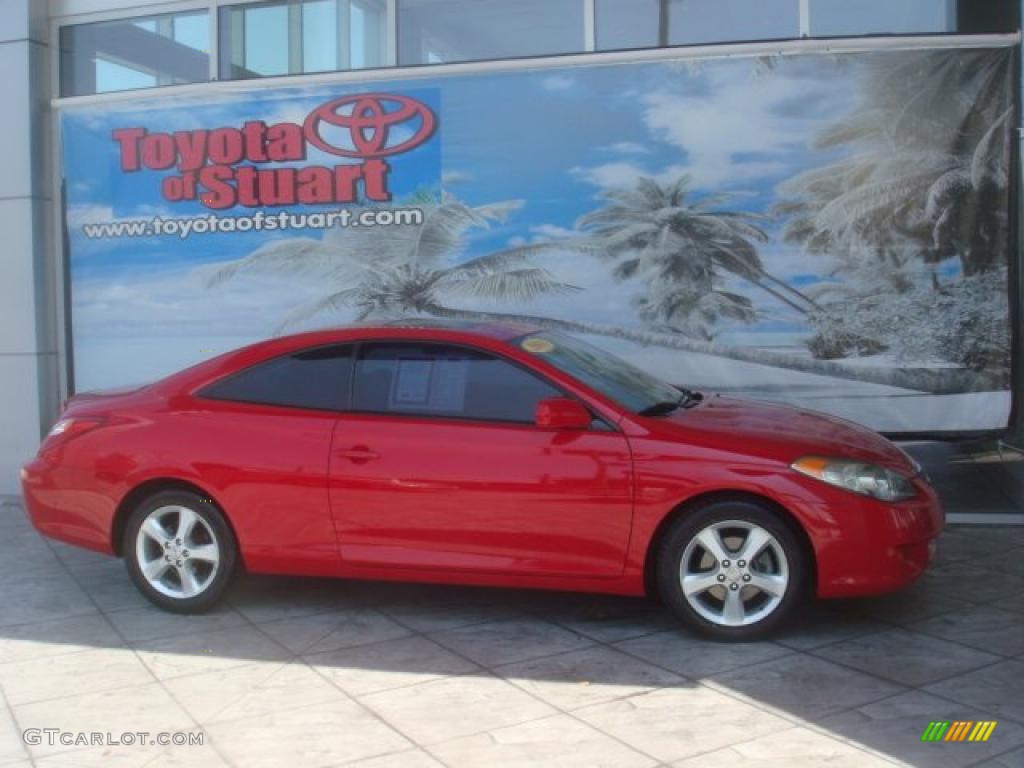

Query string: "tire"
[[123, 490, 238, 613], [656, 499, 809, 641]]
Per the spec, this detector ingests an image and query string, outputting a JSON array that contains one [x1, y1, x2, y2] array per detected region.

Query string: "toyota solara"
[[20, 321, 943, 640]]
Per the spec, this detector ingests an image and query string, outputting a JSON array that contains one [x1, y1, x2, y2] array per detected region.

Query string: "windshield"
[[514, 331, 687, 414]]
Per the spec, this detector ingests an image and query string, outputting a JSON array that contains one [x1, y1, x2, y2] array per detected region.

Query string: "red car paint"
[[20, 323, 943, 599]]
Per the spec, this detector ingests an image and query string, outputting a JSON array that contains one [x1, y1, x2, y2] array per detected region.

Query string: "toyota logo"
[[303, 93, 436, 159]]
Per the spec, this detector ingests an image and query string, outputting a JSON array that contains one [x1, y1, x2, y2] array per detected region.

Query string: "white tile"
[[706, 654, 905, 722], [575, 686, 790, 763], [162, 660, 349, 725], [494, 645, 686, 711], [205, 698, 409, 768], [431, 713, 655, 768], [819, 689, 1024, 768], [0, 569, 97, 627], [0, 704, 30, 764], [255, 608, 410, 656], [33, 737, 225, 768], [671, 725, 893, 767], [0, 646, 154, 706], [615, 629, 792, 679], [107, 606, 247, 644], [345, 750, 444, 768], [429, 618, 594, 668], [0, 612, 122, 664], [133, 625, 292, 681], [361, 674, 557, 745], [305, 634, 479, 696], [13, 683, 195, 759]]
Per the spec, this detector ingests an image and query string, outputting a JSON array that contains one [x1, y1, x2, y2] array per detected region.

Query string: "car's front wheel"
[[124, 490, 237, 613], [656, 499, 809, 641]]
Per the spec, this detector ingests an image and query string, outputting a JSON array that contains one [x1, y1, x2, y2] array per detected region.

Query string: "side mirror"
[[535, 397, 591, 430]]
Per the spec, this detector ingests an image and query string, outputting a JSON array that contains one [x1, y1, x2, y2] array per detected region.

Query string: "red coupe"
[[21, 321, 943, 640]]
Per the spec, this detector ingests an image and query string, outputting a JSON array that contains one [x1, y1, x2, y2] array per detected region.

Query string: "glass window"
[[353, 343, 561, 423], [60, 11, 210, 97], [219, 0, 386, 80], [516, 332, 683, 414], [200, 346, 353, 411], [596, 0, 799, 51], [398, 0, 584, 66], [809, 0, 954, 36], [955, 0, 1019, 33]]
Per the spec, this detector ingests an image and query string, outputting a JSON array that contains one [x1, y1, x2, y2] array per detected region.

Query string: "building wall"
[[0, 0, 1020, 493], [0, 0, 57, 494]]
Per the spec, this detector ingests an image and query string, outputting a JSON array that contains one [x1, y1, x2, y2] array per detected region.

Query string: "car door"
[[328, 341, 634, 578], [191, 344, 353, 575]]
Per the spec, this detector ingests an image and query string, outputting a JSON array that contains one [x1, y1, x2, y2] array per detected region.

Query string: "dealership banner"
[[60, 43, 1016, 434]]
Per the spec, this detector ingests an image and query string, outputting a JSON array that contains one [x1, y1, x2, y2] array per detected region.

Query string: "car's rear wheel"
[[656, 499, 808, 641], [124, 490, 237, 613]]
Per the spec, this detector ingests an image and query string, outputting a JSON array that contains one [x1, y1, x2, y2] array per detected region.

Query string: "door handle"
[[337, 446, 380, 463]]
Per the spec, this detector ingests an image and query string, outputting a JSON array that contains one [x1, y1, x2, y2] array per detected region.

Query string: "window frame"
[[195, 342, 356, 413], [217, 0, 390, 80], [51, 0, 1019, 101], [395, 0, 590, 68], [593, 0, 804, 53], [57, 5, 214, 97], [806, 0, 959, 39], [349, 338, 611, 430]]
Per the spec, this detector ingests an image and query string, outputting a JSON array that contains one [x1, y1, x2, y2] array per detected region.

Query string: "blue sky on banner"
[[62, 54, 851, 279]]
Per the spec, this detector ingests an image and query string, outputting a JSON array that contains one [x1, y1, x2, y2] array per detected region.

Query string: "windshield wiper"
[[638, 400, 681, 416], [639, 387, 703, 417]]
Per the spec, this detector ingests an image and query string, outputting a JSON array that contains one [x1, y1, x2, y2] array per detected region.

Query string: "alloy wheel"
[[679, 519, 789, 627], [134, 505, 220, 599]]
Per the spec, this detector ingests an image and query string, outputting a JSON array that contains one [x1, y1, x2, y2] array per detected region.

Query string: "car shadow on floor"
[[1, 499, 1023, 767]]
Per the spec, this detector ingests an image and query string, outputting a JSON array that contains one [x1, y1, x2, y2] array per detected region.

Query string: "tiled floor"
[[0, 496, 1021, 768]]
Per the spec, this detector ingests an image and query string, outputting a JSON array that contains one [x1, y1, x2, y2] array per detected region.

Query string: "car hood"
[[648, 395, 917, 473]]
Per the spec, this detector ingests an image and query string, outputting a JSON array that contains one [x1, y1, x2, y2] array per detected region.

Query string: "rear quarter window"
[[199, 345, 353, 411]]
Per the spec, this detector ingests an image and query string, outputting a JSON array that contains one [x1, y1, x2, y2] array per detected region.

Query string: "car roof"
[[380, 317, 543, 340], [155, 318, 546, 392], [267, 317, 543, 344]]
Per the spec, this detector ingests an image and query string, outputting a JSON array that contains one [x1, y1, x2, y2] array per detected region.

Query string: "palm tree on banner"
[[205, 193, 592, 331], [775, 48, 1014, 376], [777, 48, 1014, 277], [577, 175, 820, 339], [204, 192, 995, 395]]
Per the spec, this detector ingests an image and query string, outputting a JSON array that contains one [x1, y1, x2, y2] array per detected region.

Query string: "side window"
[[353, 343, 560, 423], [200, 345, 353, 411]]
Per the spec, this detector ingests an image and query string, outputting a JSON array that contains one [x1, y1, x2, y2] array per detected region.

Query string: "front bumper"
[[807, 475, 944, 598]]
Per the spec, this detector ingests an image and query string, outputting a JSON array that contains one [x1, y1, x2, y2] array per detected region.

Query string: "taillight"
[[40, 416, 105, 453]]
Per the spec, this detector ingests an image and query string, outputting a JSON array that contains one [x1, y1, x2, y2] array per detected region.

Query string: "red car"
[[21, 321, 943, 640]]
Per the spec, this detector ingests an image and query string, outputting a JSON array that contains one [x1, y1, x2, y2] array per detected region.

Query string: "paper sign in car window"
[[429, 358, 469, 412], [393, 358, 432, 406]]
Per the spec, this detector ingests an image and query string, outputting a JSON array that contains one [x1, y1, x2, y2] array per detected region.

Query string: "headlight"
[[791, 456, 916, 501]]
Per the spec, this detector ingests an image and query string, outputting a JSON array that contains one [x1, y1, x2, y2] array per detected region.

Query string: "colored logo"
[[110, 92, 437, 210], [304, 93, 436, 159], [921, 721, 997, 742]]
